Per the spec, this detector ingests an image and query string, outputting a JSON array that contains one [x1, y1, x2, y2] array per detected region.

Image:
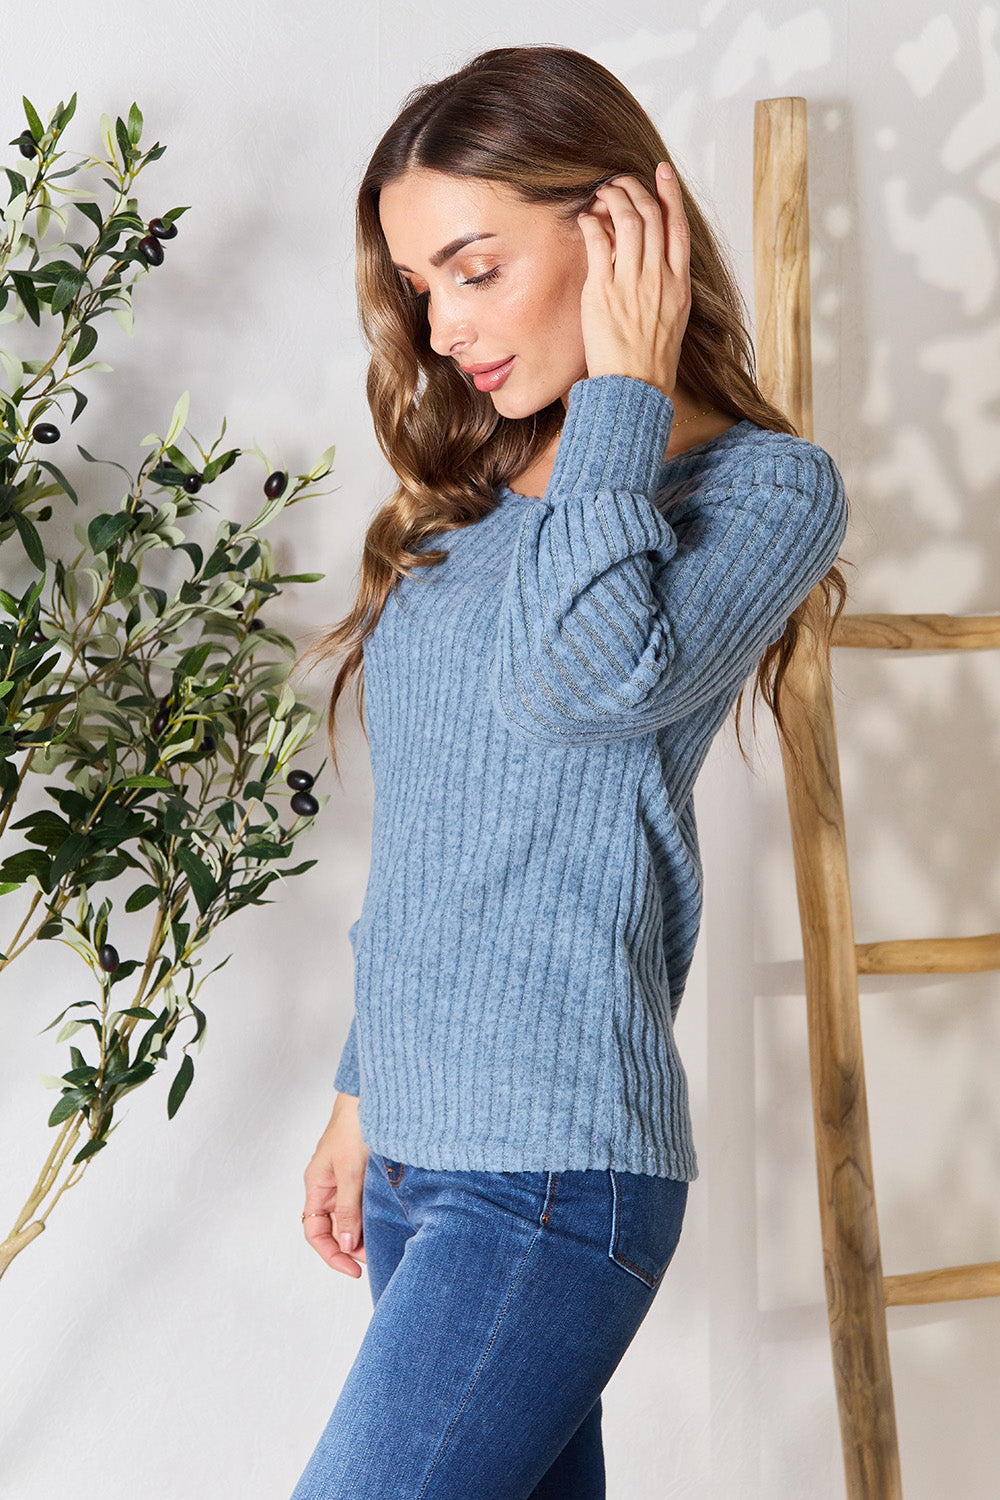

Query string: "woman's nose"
[[427, 291, 472, 358]]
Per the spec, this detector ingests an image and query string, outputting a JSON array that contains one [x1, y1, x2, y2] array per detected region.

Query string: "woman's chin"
[[489, 384, 560, 422]]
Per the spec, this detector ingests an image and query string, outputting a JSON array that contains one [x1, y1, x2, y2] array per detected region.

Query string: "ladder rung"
[[833, 612, 1000, 650], [883, 1260, 1000, 1306], [856, 934, 1000, 975]]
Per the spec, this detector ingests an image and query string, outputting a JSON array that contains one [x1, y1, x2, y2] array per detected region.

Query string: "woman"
[[291, 44, 848, 1500]]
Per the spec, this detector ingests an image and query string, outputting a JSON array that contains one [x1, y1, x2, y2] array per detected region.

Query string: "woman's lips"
[[465, 357, 515, 393]]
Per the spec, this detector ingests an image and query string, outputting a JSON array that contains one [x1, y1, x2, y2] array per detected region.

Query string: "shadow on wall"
[[750, 16, 1000, 1498]]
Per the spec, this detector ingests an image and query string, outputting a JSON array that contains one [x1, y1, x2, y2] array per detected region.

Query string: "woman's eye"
[[461, 267, 501, 289]]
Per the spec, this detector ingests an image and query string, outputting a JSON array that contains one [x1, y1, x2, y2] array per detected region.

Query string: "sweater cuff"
[[334, 1014, 360, 1096], [545, 376, 674, 498]]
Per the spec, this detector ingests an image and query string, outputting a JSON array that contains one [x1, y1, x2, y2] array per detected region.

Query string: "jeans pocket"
[[608, 1169, 688, 1288]]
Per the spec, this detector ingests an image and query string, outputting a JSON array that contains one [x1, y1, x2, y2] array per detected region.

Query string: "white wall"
[[2, 2, 999, 1496]]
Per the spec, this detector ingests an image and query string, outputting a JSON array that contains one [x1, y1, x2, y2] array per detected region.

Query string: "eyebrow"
[[391, 232, 497, 273]]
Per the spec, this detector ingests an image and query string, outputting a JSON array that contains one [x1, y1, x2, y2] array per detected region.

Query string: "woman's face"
[[378, 168, 591, 419]]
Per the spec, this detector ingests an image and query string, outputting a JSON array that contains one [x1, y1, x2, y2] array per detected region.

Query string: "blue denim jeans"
[[289, 1152, 688, 1499]]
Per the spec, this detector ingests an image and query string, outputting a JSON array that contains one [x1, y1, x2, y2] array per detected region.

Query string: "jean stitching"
[[539, 1171, 559, 1225], [415, 1221, 544, 1498], [613, 1249, 658, 1286], [609, 1168, 657, 1287]]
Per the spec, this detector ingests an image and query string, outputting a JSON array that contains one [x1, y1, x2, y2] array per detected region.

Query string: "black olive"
[[263, 470, 288, 499], [183, 473, 203, 494], [138, 235, 164, 266], [149, 217, 178, 240], [98, 943, 120, 973], [33, 628, 47, 644], [151, 709, 169, 736], [32, 422, 60, 444], [248, 617, 265, 632], [290, 790, 319, 818], [286, 768, 314, 792], [17, 132, 35, 159], [200, 733, 216, 755]]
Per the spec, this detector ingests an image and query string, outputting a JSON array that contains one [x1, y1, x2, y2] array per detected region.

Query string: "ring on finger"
[[301, 1209, 332, 1221]]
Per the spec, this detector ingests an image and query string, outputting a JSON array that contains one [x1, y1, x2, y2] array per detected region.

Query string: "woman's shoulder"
[[741, 424, 847, 512], [654, 419, 848, 560], [657, 417, 845, 502], [698, 415, 841, 466]]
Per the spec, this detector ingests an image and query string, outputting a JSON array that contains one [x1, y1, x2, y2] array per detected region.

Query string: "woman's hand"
[[302, 1092, 369, 1278], [576, 164, 691, 402]]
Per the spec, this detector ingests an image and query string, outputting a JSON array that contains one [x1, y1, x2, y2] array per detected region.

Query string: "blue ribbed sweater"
[[333, 375, 848, 1178]]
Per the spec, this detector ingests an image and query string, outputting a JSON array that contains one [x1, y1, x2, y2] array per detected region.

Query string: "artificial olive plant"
[[0, 95, 333, 1277]]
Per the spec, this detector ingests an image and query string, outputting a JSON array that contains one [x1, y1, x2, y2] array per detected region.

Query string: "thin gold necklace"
[[673, 405, 717, 426]]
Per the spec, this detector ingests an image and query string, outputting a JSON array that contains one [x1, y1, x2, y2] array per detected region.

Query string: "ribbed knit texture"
[[334, 375, 848, 1177]]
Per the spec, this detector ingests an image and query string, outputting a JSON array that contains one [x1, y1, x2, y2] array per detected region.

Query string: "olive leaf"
[[0, 95, 334, 1283]]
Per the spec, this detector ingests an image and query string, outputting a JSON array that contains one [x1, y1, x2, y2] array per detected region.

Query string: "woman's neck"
[[507, 382, 735, 499], [663, 384, 736, 458]]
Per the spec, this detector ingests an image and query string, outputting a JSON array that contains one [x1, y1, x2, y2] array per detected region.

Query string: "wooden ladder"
[[752, 95, 1000, 1498]]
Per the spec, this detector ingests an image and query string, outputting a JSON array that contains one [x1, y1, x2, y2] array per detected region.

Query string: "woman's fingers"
[[302, 1189, 364, 1277], [593, 170, 690, 284], [654, 163, 690, 286], [593, 178, 664, 277], [576, 165, 691, 398], [302, 1099, 369, 1278], [331, 1155, 367, 1263], [301, 1196, 338, 1260], [576, 202, 614, 280]]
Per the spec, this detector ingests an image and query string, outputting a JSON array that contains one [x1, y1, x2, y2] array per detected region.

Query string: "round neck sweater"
[[333, 375, 849, 1178]]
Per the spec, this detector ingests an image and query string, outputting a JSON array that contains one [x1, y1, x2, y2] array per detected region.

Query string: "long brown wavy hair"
[[299, 44, 849, 779]]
